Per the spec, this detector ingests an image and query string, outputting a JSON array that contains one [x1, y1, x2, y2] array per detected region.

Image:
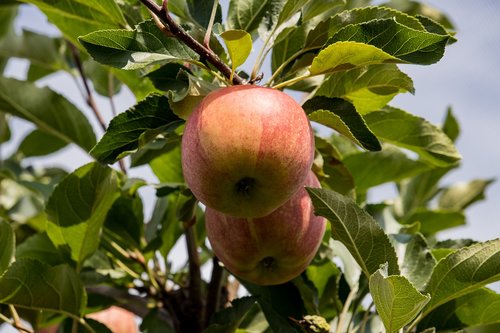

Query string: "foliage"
[[0, 0, 498, 332]]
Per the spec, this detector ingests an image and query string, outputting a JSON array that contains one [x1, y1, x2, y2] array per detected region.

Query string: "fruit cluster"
[[181, 85, 326, 285]]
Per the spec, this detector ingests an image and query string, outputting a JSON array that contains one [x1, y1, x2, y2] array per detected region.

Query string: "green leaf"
[[438, 179, 495, 211], [442, 107, 460, 142], [17, 129, 68, 158], [0, 29, 68, 78], [422, 239, 500, 316], [140, 308, 175, 333], [0, 219, 15, 277], [242, 281, 304, 333], [20, 0, 126, 45], [79, 20, 199, 70], [306, 188, 400, 277], [327, 18, 450, 65], [343, 146, 430, 191], [45, 162, 119, 266], [303, 97, 381, 151], [0, 112, 10, 143], [363, 107, 461, 167], [258, 0, 290, 42], [392, 233, 436, 290], [104, 194, 144, 250], [187, 0, 222, 28], [83, 60, 122, 96], [221, 30, 252, 72], [15, 232, 66, 266], [91, 94, 183, 164], [369, 264, 430, 333], [204, 296, 258, 332], [149, 145, 184, 185], [383, 0, 455, 30], [310, 41, 398, 75], [404, 209, 466, 235], [316, 64, 414, 114], [226, 0, 272, 35], [454, 288, 500, 326], [0, 76, 96, 152], [328, 6, 425, 36], [0, 258, 86, 316]]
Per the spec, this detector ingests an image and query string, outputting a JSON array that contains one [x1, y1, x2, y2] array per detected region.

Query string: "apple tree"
[[0, 0, 499, 332]]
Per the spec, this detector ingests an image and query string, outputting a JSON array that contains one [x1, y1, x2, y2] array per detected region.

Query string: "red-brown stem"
[[184, 217, 204, 332], [204, 256, 225, 326], [138, 0, 245, 85]]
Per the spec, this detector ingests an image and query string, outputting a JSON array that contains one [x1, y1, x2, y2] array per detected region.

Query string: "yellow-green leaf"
[[221, 29, 252, 73]]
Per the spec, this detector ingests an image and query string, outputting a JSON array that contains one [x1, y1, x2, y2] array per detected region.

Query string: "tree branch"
[[204, 256, 225, 326], [184, 217, 204, 332], [138, 0, 245, 85]]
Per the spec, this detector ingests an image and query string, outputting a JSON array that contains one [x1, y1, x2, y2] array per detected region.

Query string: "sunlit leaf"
[[404, 209, 466, 235], [221, 30, 252, 72], [438, 179, 495, 211], [79, 20, 199, 70], [423, 239, 500, 316], [370, 264, 430, 333], [45, 162, 119, 266], [364, 107, 461, 167]]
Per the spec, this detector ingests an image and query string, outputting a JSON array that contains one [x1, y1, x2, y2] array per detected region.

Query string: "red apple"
[[205, 171, 326, 285], [182, 85, 314, 218]]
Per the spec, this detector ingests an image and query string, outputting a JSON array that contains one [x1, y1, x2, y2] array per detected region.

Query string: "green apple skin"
[[182, 85, 314, 218], [205, 171, 326, 286]]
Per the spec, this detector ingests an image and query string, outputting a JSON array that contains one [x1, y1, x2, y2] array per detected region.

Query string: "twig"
[[184, 216, 204, 332], [204, 256, 225, 326], [68, 42, 128, 174], [107, 71, 117, 117], [0, 311, 33, 333], [204, 0, 219, 50], [336, 284, 359, 333], [138, 0, 245, 85]]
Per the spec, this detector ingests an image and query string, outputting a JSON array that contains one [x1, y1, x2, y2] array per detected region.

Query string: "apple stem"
[[138, 0, 246, 85]]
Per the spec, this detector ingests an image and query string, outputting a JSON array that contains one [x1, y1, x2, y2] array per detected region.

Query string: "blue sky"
[[4, 1, 499, 242]]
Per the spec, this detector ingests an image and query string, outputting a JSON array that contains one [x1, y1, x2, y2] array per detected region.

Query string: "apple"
[[182, 85, 314, 218], [39, 306, 137, 333], [205, 171, 326, 285]]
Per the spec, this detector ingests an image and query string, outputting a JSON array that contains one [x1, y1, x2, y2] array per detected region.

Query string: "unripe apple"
[[182, 85, 314, 218], [205, 171, 326, 285]]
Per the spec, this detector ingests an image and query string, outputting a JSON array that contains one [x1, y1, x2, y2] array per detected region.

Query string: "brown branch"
[[184, 217, 204, 332], [204, 256, 225, 326], [68, 42, 128, 175], [138, 0, 245, 85]]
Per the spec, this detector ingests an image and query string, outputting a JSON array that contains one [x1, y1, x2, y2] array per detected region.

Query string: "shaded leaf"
[[369, 264, 430, 333], [438, 179, 495, 211], [0, 77, 96, 152], [0, 112, 10, 143], [392, 233, 436, 290], [204, 296, 258, 332], [0, 219, 15, 277], [317, 64, 414, 114], [404, 209, 466, 235], [79, 20, 199, 70], [226, 0, 272, 35], [442, 107, 460, 142], [0, 258, 86, 316], [15, 232, 66, 266], [423, 239, 500, 316], [303, 97, 380, 151], [364, 107, 461, 167], [104, 194, 144, 250], [17, 129, 68, 158], [242, 281, 305, 333], [187, 0, 222, 28], [91, 94, 183, 164], [454, 288, 500, 326], [83, 60, 122, 96], [306, 188, 400, 277], [20, 0, 126, 45], [343, 146, 430, 191], [45, 163, 119, 266]]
